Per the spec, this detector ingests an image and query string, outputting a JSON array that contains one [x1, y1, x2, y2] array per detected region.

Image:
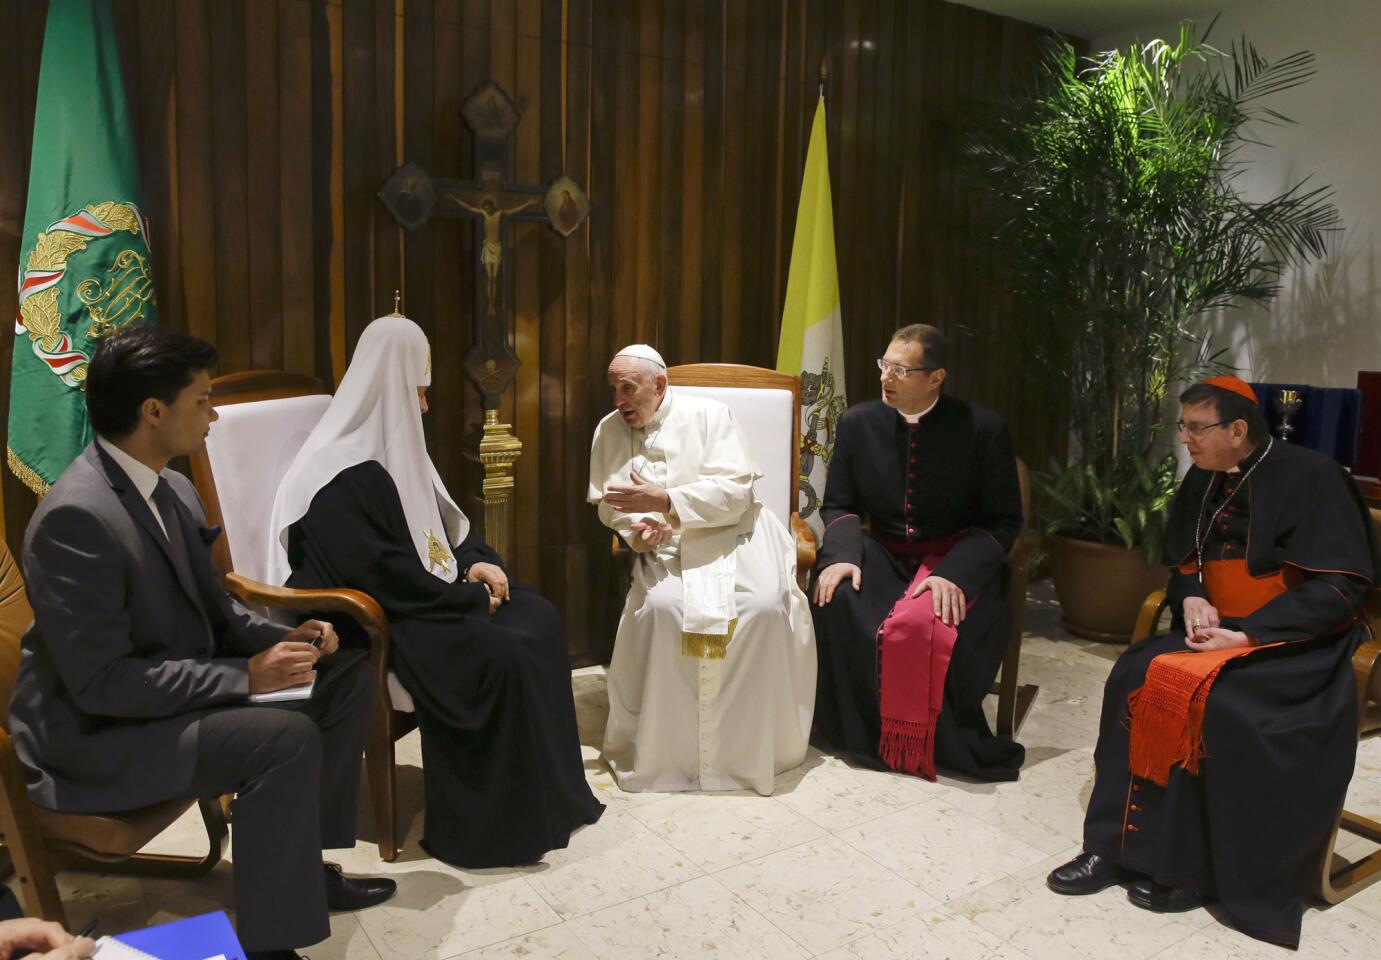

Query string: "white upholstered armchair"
[[187, 370, 413, 862]]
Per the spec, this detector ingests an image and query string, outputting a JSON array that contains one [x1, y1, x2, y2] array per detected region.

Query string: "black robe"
[[1083, 440, 1376, 947], [810, 395, 1026, 781], [286, 461, 603, 868]]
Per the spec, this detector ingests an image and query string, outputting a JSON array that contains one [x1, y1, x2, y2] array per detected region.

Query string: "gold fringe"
[[7, 446, 50, 497], [682, 618, 738, 660]]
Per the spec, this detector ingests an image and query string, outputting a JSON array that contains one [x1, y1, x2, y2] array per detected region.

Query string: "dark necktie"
[[151, 477, 193, 575]]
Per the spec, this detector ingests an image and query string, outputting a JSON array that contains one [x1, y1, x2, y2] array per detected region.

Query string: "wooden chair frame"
[[1128, 537, 1381, 905], [994, 458, 1040, 739], [187, 370, 413, 862]]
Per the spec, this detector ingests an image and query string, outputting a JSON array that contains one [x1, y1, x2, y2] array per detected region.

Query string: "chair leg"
[[70, 797, 229, 880], [366, 709, 400, 862], [1317, 806, 1381, 904]]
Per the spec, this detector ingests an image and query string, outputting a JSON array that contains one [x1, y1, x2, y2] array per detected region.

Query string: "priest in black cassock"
[[265, 313, 603, 868], [1048, 376, 1377, 948], [810, 324, 1025, 782]]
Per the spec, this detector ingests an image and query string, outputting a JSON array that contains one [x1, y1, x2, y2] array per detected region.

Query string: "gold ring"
[[1191, 617, 1201, 629]]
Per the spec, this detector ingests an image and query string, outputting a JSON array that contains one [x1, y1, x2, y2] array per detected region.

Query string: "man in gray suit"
[[8, 325, 396, 960]]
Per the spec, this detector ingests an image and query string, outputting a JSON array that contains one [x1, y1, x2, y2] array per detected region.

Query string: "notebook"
[[89, 910, 244, 960], [247, 674, 315, 704]]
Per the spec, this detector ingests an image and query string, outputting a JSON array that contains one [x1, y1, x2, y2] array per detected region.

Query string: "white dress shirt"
[[96, 436, 168, 538]]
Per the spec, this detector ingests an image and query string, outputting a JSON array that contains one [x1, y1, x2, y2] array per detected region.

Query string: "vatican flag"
[[776, 95, 846, 537]]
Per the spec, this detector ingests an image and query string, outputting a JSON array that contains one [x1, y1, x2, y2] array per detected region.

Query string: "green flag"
[[9, 0, 156, 495]]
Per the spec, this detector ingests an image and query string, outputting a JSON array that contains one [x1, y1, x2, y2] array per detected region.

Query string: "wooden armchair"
[[0, 537, 228, 925], [992, 458, 1040, 739], [608, 365, 817, 584], [187, 370, 414, 862], [1127, 505, 1381, 905]]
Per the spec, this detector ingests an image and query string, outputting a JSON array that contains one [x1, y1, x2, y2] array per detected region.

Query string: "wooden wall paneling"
[[174, 0, 217, 345], [246, 0, 285, 371], [512, 6, 544, 580], [370, 0, 402, 329], [634, 2, 662, 348], [279, 0, 316, 376], [400, 0, 436, 396], [676, 0, 705, 367], [209, 0, 252, 372], [136, 0, 182, 340], [656, 1, 686, 365], [431, 0, 468, 510], [717, 0, 746, 362], [696, 0, 724, 363], [340, 0, 377, 353]]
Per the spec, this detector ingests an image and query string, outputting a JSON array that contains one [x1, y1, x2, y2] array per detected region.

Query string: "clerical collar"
[[1226, 440, 1267, 475], [898, 395, 939, 425]]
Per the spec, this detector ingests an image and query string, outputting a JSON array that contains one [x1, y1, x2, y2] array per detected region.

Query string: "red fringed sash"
[[1127, 559, 1288, 786], [877, 541, 967, 781]]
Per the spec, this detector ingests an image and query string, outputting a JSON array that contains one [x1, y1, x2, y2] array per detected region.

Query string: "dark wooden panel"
[[0, 0, 1066, 661]]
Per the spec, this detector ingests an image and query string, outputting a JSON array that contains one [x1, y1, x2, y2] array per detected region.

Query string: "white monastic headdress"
[[265, 313, 470, 586]]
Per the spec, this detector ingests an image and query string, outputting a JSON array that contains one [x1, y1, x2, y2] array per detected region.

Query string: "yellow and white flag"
[[777, 95, 846, 537]]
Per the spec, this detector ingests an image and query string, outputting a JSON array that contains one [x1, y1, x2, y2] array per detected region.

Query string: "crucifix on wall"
[[378, 81, 591, 559]]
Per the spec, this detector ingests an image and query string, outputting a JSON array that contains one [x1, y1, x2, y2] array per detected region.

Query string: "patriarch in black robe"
[[811, 324, 1025, 781], [266, 314, 602, 868], [1048, 376, 1377, 949]]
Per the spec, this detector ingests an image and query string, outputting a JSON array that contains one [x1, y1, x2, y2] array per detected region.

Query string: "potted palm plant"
[[965, 23, 1338, 641]]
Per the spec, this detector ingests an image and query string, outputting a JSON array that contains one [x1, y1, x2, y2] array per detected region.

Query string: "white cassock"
[[588, 388, 816, 795]]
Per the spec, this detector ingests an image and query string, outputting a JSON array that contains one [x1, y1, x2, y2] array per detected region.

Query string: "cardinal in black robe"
[[267, 314, 602, 868], [810, 325, 1025, 782], [1048, 376, 1377, 948]]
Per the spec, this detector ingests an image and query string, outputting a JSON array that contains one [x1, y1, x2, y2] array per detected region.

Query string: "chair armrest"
[[1007, 531, 1040, 572], [221, 573, 392, 683], [611, 533, 626, 559], [791, 514, 817, 577], [1130, 589, 1169, 645], [1352, 636, 1381, 720]]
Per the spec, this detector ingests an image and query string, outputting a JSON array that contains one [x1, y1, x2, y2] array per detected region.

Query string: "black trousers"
[[182, 656, 373, 952]]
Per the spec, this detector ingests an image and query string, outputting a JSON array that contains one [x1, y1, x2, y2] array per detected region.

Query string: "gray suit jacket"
[[8, 442, 289, 813]]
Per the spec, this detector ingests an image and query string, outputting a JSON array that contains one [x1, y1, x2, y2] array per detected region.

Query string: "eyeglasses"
[[876, 358, 937, 380], [1176, 420, 1230, 438]]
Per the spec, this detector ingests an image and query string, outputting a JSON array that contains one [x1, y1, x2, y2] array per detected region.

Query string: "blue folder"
[[106, 910, 244, 960]]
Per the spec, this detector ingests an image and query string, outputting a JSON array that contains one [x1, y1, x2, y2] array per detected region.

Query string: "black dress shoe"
[[324, 862, 397, 911], [1046, 852, 1131, 895], [245, 951, 305, 960], [1127, 878, 1206, 912]]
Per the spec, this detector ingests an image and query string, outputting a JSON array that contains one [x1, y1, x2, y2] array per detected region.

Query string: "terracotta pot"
[[1047, 534, 1169, 644]]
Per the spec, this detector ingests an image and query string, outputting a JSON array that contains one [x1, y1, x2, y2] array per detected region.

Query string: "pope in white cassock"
[[588, 345, 817, 795]]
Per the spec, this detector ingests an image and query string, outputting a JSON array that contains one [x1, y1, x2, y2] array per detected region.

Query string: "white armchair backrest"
[[671, 385, 795, 527], [203, 393, 333, 583]]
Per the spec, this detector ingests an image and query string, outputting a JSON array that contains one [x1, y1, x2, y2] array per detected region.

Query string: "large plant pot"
[[1047, 534, 1169, 644]]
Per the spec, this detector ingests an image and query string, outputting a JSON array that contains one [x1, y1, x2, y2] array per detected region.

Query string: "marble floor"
[[22, 582, 1381, 959]]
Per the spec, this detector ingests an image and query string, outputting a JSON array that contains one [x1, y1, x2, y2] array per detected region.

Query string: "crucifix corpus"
[[378, 81, 591, 560]]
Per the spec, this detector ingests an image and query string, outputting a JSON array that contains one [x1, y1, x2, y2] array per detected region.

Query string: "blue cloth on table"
[[1249, 382, 1361, 467]]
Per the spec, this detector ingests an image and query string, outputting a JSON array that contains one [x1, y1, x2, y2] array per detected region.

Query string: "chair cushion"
[[204, 394, 333, 583], [33, 797, 197, 861], [672, 385, 795, 526], [0, 541, 34, 726]]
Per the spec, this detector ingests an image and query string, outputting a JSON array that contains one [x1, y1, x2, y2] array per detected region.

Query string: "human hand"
[[467, 562, 510, 604], [813, 563, 862, 606], [1182, 597, 1221, 641], [285, 619, 339, 655], [603, 470, 671, 514], [1184, 627, 1252, 652], [248, 641, 320, 693], [910, 575, 967, 626], [629, 519, 674, 550], [0, 917, 94, 959]]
